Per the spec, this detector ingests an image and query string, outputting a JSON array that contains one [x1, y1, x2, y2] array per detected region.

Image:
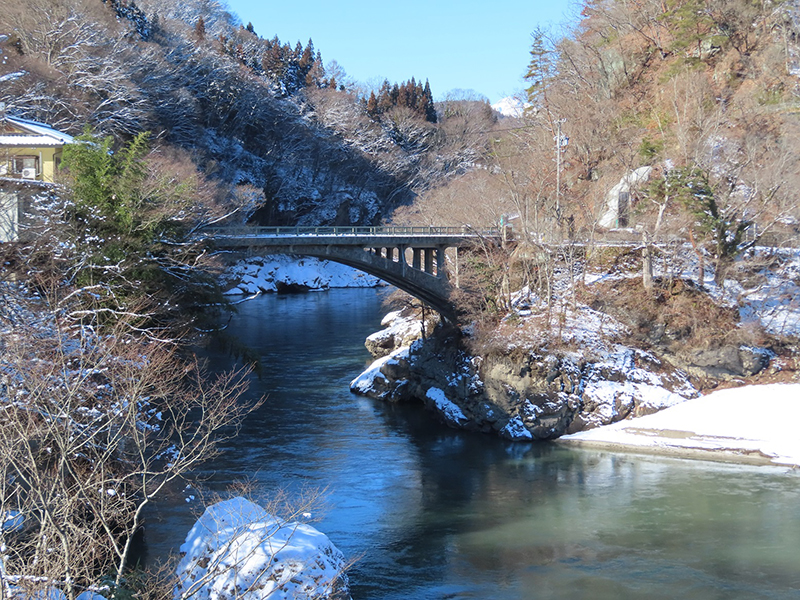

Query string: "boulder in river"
[[175, 497, 350, 600]]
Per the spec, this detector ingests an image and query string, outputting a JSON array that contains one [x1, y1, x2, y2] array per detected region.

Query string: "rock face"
[[351, 317, 701, 441], [675, 345, 773, 380], [175, 498, 350, 600]]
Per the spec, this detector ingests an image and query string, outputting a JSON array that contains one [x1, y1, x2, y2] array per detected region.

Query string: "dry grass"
[[583, 277, 763, 351]]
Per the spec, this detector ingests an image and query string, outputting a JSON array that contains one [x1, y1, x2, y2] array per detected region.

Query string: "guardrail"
[[198, 225, 501, 237]]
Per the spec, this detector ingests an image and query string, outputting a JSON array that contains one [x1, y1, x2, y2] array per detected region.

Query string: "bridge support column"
[[398, 245, 407, 274], [436, 246, 446, 278], [412, 248, 421, 270], [454, 247, 460, 288], [424, 248, 434, 274]]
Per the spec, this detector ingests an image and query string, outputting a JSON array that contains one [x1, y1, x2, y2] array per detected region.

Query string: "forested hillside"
[[366, 0, 800, 446], [0, 0, 496, 227], [403, 0, 800, 255]]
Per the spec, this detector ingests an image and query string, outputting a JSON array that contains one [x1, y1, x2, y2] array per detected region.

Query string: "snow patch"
[[562, 383, 800, 466], [425, 387, 468, 425], [500, 415, 533, 440]]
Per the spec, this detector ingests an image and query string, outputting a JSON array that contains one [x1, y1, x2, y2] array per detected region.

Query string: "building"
[[0, 113, 75, 242], [1, 113, 75, 183]]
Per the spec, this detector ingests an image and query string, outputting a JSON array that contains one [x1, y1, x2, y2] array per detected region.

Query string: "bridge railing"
[[198, 225, 501, 238]]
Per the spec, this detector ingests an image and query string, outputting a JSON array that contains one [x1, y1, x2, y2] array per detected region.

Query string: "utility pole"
[[554, 118, 567, 223]]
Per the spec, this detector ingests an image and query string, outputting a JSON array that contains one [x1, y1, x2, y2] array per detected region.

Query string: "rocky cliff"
[[350, 309, 776, 441]]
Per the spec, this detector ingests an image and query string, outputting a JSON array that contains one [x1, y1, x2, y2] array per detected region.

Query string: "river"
[[145, 289, 800, 599]]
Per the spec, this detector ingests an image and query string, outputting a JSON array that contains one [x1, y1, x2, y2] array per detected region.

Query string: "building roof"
[[0, 115, 75, 147]]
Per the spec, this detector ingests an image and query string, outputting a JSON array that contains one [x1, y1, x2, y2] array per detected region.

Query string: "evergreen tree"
[[366, 91, 379, 116], [194, 15, 206, 41], [60, 131, 222, 327], [262, 39, 285, 81], [305, 48, 324, 87], [423, 79, 437, 122], [367, 78, 437, 122], [525, 28, 554, 105], [299, 38, 315, 78], [665, 0, 715, 56]]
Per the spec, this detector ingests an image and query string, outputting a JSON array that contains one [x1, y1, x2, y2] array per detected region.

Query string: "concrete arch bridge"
[[201, 225, 502, 321]]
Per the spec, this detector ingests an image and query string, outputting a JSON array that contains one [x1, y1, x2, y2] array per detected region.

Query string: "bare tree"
[[0, 285, 257, 599]]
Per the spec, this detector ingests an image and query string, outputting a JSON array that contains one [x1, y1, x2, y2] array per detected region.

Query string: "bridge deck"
[[200, 225, 500, 247]]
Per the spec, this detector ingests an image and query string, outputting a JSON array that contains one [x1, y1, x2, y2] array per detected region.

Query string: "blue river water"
[[145, 289, 800, 599]]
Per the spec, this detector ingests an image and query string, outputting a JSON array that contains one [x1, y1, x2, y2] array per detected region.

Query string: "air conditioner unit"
[[21, 167, 36, 179]]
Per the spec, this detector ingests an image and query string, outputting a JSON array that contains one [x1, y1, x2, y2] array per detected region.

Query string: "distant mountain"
[[491, 97, 528, 118]]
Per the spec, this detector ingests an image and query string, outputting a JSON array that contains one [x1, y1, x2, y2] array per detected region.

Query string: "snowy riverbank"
[[222, 255, 380, 295], [351, 244, 800, 451], [559, 383, 800, 467]]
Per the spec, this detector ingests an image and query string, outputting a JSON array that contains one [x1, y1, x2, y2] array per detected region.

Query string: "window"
[[13, 155, 39, 174]]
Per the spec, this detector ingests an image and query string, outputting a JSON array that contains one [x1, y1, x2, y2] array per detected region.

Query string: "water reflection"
[[146, 291, 800, 600]]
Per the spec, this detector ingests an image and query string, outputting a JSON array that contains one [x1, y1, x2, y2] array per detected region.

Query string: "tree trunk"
[[642, 231, 654, 290], [714, 256, 731, 286], [688, 228, 705, 286]]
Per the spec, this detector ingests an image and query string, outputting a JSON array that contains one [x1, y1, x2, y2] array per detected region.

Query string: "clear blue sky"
[[222, 0, 577, 104]]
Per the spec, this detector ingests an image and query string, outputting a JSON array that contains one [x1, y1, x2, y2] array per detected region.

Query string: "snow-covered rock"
[[350, 346, 410, 401], [598, 166, 652, 229], [175, 498, 349, 600], [364, 310, 423, 357], [351, 306, 699, 441], [500, 415, 534, 440], [223, 255, 380, 295], [573, 348, 698, 431]]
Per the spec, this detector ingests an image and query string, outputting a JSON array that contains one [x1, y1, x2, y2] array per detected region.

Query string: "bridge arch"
[[203, 226, 502, 322]]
